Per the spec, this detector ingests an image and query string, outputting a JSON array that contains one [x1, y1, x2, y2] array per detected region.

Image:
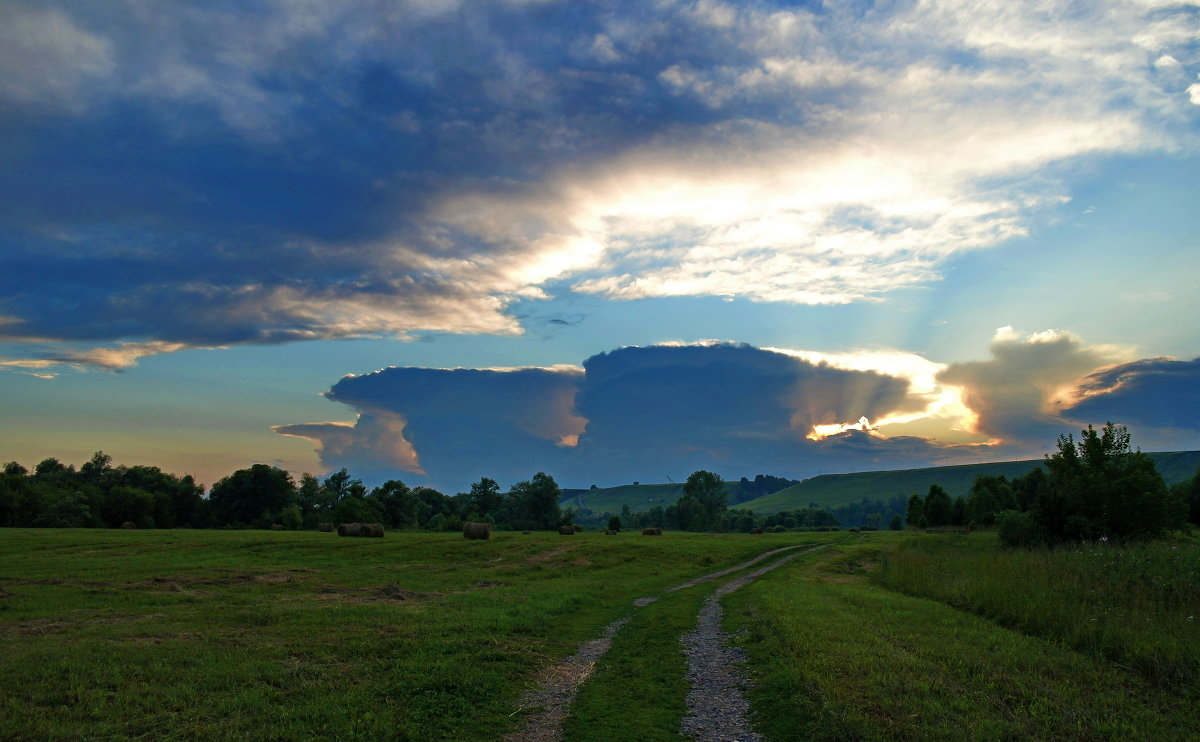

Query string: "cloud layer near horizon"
[[277, 340, 1200, 492], [3, 1, 1198, 369]]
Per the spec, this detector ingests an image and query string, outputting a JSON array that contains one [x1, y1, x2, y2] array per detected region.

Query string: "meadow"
[[2, 528, 1197, 741]]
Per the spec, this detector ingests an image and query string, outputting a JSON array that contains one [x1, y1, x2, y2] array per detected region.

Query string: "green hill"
[[564, 451, 1200, 515], [738, 450, 1200, 514], [560, 483, 685, 515]]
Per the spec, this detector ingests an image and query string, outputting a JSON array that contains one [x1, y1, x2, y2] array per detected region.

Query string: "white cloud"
[[0, 5, 114, 109]]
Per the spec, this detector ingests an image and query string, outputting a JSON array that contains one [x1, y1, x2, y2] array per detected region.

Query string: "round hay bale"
[[337, 523, 362, 537], [271, 524, 284, 530], [604, 529, 618, 535], [318, 522, 334, 532], [120, 521, 137, 529], [463, 522, 491, 540], [522, 530, 531, 535], [642, 527, 662, 535], [750, 527, 764, 534], [573, 524, 583, 532], [364, 523, 385, 537], [559, 525, 575, 535]]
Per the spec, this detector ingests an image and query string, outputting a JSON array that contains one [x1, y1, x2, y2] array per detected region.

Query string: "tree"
[[905, 494, 924, 528], [465, 477, 503, 520], [923, 485, 952, 527], [507, 473, 561, 530], [370, 480, 419, 528], [676, 470, 726, 531], [1170, 467, 1200, 526], [1040, 422, 1171, 541], [607, 515, 621, 531], [207, 464, 295, 526], [79, 451, 113, 486]]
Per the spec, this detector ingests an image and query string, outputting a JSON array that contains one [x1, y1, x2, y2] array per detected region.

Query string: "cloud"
[[1, 1, 1197, 367], [278, 343, 963, 491], [273, 413, 424, 475], [297, 364, 587, 486], [1062, 356, 1200, 432], [937, 328, 1129, 444]]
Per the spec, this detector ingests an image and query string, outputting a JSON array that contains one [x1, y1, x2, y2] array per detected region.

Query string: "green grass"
[[6, 528, 1199, 741], [726, 533, 1200, 740], [561, 483, 685, 514], [562, 534, 834, 742], [879, 532, 1200, 692], [0, 528, 808, 741]]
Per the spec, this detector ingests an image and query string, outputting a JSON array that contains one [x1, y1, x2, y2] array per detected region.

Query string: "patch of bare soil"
[[681, 544, 830, 742], [503, 616, 631, 742]]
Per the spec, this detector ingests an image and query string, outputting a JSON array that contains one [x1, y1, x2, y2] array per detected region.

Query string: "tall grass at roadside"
[[726, 534, 1199, 741], [879, 533, 1200, 693]]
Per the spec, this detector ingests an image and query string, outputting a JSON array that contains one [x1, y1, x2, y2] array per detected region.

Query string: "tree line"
[[904, 423, 1200, 545], [5, 423, 1195, 539]]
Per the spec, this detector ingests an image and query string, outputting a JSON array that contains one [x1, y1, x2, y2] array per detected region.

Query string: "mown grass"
[[0, 528, 807, 741], [879, 532, 1200, 693], [726, 532, 1200, 741]]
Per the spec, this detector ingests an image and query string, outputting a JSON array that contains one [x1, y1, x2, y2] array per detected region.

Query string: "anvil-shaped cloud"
[[2, 1, 1198, 368], [278, 338, 1200, 492]]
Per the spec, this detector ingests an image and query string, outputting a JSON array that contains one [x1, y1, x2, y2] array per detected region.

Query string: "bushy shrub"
[[996, 510, 1040, 548]]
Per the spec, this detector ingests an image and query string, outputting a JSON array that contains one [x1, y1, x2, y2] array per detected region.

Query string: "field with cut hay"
[[2, 528, 1198, 741]]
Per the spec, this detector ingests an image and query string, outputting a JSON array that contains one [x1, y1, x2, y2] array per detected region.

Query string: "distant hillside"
[[560, 482, 685, 515], [739, 450, 1200, 514], [563, 451, 1200, 515]]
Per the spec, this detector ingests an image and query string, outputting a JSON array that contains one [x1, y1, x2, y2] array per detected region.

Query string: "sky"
[[1, 0, 1199, 495]]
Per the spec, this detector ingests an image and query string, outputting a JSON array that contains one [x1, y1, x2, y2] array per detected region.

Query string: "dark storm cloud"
[[1062, 357, 1200, 431], [277, 343, 951, 492], [4, 1, 1195, 369]]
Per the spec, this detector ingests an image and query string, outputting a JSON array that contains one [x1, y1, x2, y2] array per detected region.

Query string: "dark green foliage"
[[1039, 423, 1173, 542], [1, 452, 205, 529], [208, 464, 295, 527], [675, 470, 726, 531], [995, 510, 1039, 548], [889, 514, 903, 530], [923, 484, 953, 527], [966, 474, 1015, 525], [607, 515, 621, 531], [905, 493, 923, 527], [506, 472, 561, 530], [1170, 467, 1200, 525]]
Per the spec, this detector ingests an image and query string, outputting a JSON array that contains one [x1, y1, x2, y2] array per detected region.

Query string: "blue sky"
[[2, 0, 1199, 494]]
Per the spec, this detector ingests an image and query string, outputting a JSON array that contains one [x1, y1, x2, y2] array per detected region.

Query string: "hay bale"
[[318, 522, 334, 532], [337, 523, 362, 537], [522, 530, 531, 535], [120, 521, 137, 529], [363, 523, 385, 537], [642, 527, 662, 535], [750, 527, 764, 534], [573, 524, 583, 532], [604, 529, 618, 535], [271, 524, 284, 530], [463, 522, 491, 540], [559, 525, 575, 535]]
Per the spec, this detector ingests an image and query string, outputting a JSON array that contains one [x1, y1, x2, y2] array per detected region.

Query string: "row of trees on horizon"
[[3, 424, 1199, 540]]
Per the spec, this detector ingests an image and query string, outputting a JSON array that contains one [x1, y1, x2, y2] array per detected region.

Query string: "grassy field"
[[879, 532, 1200, 693], [3, 528, 1198, 741], [726, 533, 1200, 740], [0, 528, 805, 741]]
